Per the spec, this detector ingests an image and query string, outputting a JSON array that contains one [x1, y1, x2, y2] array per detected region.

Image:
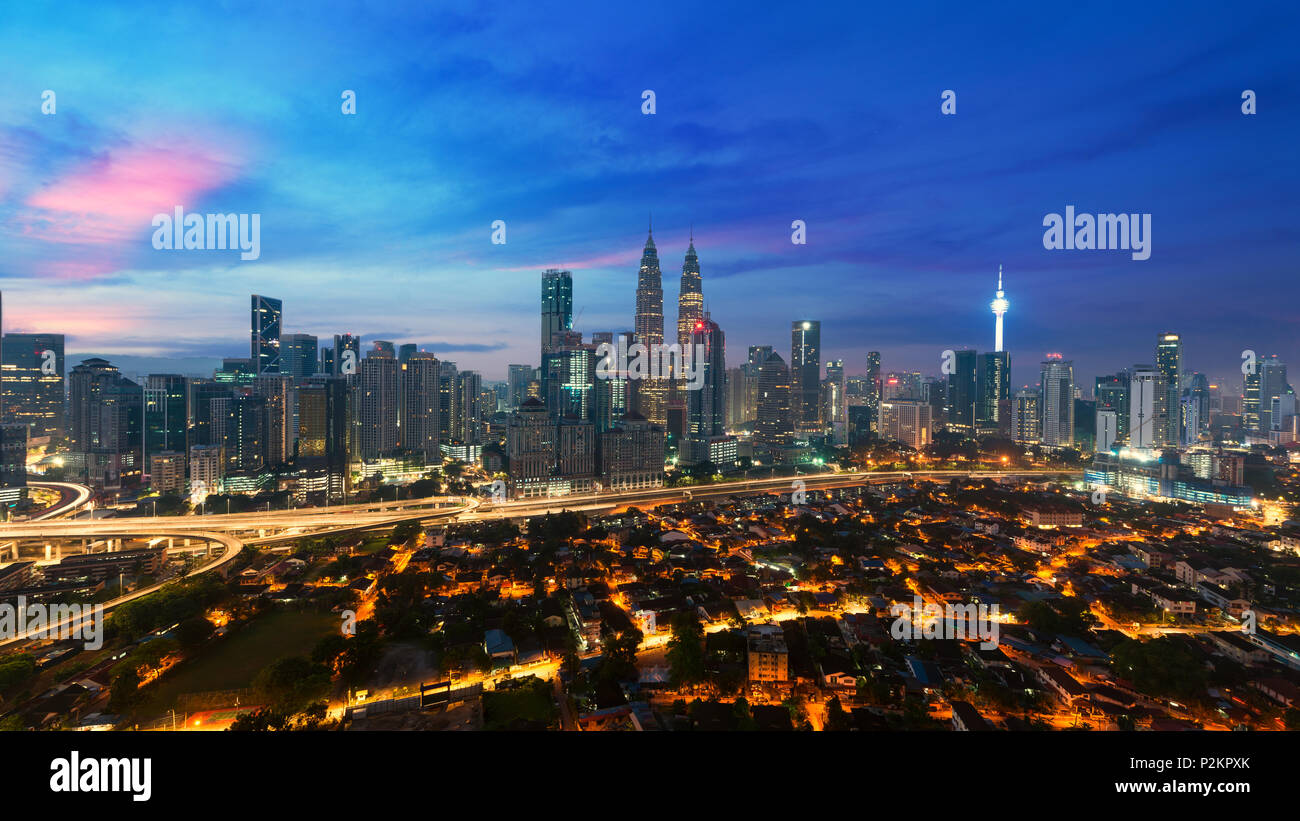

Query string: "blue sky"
[[1, 0, 1297, 390]]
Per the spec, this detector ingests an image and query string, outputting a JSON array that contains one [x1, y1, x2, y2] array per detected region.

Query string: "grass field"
[[138, 609, 339, 715]]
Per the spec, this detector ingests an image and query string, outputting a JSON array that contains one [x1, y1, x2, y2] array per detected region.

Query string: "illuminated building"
[[1040, 356, 1074, 447], [790, 320, 821, 429], [250, 294, 282, 375]]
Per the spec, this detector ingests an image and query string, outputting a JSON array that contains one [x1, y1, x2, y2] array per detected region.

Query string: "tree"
[[825, 696, 851, 731], [252, 656, 332, 713], [175, 616, 214, 650], [666, 612, 706, 689], [108, 668, 142, 713]]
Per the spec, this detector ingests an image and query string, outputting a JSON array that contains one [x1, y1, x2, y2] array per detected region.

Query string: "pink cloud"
[[22, 138, 242, 247]]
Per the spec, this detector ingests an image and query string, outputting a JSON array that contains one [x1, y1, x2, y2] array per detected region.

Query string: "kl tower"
[[991, 265, 1008, 352]]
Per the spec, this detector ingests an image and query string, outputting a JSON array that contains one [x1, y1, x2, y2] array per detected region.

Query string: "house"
[[484, 629, 517, 665], [950, 700, 992, 731]]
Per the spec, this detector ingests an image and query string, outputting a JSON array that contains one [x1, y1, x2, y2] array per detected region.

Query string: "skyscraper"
[[990, 266, 1009, 353], [1155, 333, 1181, 446], [507, 364, 534, 410], [676, 233, 704, 356], [250, 294, 283, 375], [633, 226, 666, 425], [69, 357, 142, 488], [683, 315, 725, 465], [224, 394, 266, 473], [1011, 388, 1041, 443], [976, 351, 1010, 435], [456, 370, 483, 444], [755, 352, 793, 462], [398, 351, 440, 460], [144, 374, 187, 465], [823, 359, 848, 445], [865, 351, 881, 433], [357, 345, 399, 460], [282, 333, 319, 381], [1259, 355, 1290, 432], [297, 376, 349, 501], [1095, 372, 1130, 444], [945, 349, 977, 433], [1129, 366, 1159, 449], [790, 320, 821, 429], [541, 269, 573, 357], [1, 332, 65, 440], [332, 333, 360, 377], [1040, 356, 1075, 447]]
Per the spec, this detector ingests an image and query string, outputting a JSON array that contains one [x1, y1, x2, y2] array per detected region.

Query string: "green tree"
[[666, 612, 706, 689]]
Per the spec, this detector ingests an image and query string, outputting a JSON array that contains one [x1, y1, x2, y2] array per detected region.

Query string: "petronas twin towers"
[[632, 224, 705, 425]]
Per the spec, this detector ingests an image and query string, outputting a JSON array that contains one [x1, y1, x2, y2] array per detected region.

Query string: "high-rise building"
[[332, 333, 360, 377], [823, 360, 848, 445], [790, 320, 821, 429], [281, 333, 318, 381], [1095, 372, 1130, 444], [1243, 363, 1261, 431], [1096, 409, 1118, 452], [188, 444, 223, 496], [593, 332, 632, 434], [357, 345, 399, 460], [865, 351, 882, 433], [541, 268, 573, 357], [253, 374, 293, 466], [755, 352, 793, 462], [149, 451, 185, 494], [399, 351, 440, 459], [599, 413, 666, 491], [189, 381, 233, 448], [69, 358, 142, 488], [945, 349, 977, 433], [990, 266, 1009, 353], [1154, 333, 1181, 446], [224, 394, 267, 473], [456, 370, 483, 445], [1259, 355, 1290, 432], [976, 351, 1010, 435], [438, 360, 458, 444], [1, 332, 65, 440], [633, 226, 666, 425], [683, 315, 726, 465], [1128, 366, 1159, 449], [296, 376, 349, 501], [507, 364, 534, 410], [250, 294, 282, 375], [1040, 357, 1075, 447], [542, 333, 595, 422], [1012, 388, 1041, 443], [676, 234, 704, 358], [879, 399, 932, 449], [144, 374, 187, 471]]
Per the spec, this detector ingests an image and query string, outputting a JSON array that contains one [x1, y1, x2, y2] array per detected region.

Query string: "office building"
[[250, 294, 282, 375], [1040, 357, 1075, 447], [1155, 333, 1181, 446], [790, 320, 821, 429], [399, 351, 440, 459], [1, 332, 64, 440]]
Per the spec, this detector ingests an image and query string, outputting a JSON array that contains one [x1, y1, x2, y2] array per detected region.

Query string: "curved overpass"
[[26, 480, 94, 521], [467, 468, 1081, 519]]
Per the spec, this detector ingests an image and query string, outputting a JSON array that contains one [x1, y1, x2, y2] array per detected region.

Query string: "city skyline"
[[1, 2, 1297, 389]]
